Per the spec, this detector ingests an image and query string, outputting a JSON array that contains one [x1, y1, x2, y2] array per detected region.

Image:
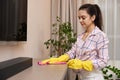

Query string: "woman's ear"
[[91, 15, 96, 21]]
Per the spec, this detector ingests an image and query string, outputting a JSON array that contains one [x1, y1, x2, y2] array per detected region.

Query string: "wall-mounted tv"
[[0, 0, 27, 41]]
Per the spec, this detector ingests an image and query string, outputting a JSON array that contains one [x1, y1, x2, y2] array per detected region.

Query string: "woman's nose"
[[79, 18, 83, 22], [79, 18, 83, 23]]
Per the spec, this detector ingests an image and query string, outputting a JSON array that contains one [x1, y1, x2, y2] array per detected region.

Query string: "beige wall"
[[0, 0, 51, 62]]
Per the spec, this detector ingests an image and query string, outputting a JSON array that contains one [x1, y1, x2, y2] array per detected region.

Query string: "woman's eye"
[[82, 17, 85, 20], [78, 16, 86, 20]]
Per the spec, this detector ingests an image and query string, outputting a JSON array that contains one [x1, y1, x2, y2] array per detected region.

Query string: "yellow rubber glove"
[[67, 59, 82, 69], [82, 60, 93, 71], [67, 59, 93, 71], [58, 54, 69, 62], [67, 59, 75, 65], [49, 54, 69, 64], [40, 57, 59, 64], [41, 58, 50, 64], [47, 58, 59, 64], [40, 54, 69, 64]]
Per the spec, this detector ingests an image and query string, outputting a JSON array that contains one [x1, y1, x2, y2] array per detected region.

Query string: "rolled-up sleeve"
[[92, 34, 109, 69]]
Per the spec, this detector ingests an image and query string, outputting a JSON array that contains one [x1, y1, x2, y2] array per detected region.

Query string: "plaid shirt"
[[67, 27, 109, 70]]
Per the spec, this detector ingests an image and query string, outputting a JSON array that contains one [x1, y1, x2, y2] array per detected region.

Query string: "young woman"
[[40, 3, 109, 80], [66, 3, 109, 80]]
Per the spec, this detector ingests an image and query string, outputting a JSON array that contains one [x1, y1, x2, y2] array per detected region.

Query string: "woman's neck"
[[82, 24, 95, 41], [85, 24, 95, 34]]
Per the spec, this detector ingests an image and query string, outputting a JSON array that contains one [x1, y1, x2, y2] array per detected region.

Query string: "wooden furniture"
[[7, 59, 68, 80]]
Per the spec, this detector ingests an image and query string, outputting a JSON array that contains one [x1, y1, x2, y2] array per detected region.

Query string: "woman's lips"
[[81, 23, 84, 26]]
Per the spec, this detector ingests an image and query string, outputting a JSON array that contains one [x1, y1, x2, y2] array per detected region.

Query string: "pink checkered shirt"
[[67, 27, 109, 70]]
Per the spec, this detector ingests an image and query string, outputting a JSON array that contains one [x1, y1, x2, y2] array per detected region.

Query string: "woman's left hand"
[[67, 59, 83, 69], [67, 59, 93, 71]]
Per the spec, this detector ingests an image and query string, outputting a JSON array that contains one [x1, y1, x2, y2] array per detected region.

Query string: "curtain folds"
[[51, 0, 78, 33]]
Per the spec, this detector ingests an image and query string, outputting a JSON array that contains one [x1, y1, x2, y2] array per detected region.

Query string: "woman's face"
[[78, 9, 95, 29]]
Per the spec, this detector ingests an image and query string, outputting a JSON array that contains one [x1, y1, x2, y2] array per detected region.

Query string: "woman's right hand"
[[38, 57, 59, 65], [38, 54, 69, 65]]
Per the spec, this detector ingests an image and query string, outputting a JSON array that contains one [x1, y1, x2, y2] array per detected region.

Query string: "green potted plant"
[[44, 17, 77, 57], [102, 65, 120, 80]]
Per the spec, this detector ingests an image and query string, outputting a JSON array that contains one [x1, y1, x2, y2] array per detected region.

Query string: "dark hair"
[[79, 4, 103, 30]]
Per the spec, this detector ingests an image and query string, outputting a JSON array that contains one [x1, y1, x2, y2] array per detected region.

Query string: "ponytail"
[[79, 4, 103, 31], [94, 4, 103, 31]]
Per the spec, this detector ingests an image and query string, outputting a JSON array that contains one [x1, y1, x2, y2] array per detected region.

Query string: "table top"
[[7, 59, 67, 80]]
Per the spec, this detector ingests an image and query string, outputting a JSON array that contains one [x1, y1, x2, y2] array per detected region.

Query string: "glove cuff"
[[58, 54, 69, 62]]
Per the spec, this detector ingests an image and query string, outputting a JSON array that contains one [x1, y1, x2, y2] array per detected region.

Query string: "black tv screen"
[[0, 0, 27, 41]]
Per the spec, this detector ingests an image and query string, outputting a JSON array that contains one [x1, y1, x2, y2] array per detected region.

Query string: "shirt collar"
[[80, 26, 102, 37], [89, 26, 102, 36]]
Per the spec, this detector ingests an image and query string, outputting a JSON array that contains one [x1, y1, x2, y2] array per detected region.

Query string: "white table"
[[7, 59, 67, 80]]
